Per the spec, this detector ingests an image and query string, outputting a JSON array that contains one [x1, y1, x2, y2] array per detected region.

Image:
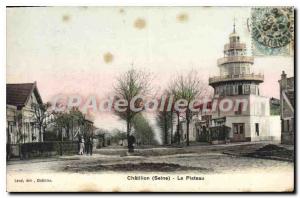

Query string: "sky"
[[6, 7, 294, 133]]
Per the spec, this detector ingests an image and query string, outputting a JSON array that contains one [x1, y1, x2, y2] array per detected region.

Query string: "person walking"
[[79, 136, 85, 155], [85, 136, 90, 155], [128, 135, 136, 153], [85, 136, 89, 155], [88, 137, 93, 156]]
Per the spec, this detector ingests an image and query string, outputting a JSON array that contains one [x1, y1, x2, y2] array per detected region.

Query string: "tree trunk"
[[170, 111, 173, 144], [126, 118, 131, 151], [66, 125, 70, 140], [60, 128, 63, 156], [186, 110, 190, 146], [126, 120, 130, 139], [176, 112, 180, 144], [71, 119, 74, 141], [164, 111, 168, 145], [39, 125, 42, 142]]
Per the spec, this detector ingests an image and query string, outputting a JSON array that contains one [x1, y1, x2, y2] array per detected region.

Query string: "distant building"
[[94, 129, 112, 148], [178, 118, 196, 142], [279, 71, 294, 144], [208, 24, 281, 142], [270, 97, 281, 115], [178, 102, 212, 143], [6, 82, 44, 144]]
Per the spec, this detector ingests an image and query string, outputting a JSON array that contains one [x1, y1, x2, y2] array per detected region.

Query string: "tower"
[[207, 22, 280, 143], [209, 24, 264, 97]]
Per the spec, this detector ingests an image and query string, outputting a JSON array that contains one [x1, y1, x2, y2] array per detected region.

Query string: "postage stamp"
[[251, 7, 294, 56]]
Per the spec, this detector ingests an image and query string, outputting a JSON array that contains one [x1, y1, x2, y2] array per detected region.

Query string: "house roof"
[[6, 82, 43, 109]]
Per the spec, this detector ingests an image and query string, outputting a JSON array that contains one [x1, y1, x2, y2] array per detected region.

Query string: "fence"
[[7, 141, 78, 160], [209, 126, 231, 143]]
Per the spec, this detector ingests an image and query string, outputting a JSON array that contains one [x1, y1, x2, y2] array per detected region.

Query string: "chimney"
[[280, 70, 287, 90], [281, 71, 287, 79]]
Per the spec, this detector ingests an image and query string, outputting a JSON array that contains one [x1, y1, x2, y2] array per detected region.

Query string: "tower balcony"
[[217, 56, 254, 66], [224, 43, 246, 51], [209, 73, 264, 86]]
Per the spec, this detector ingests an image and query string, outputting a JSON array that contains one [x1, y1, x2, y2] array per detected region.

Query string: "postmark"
[[251, 7, 294, 56]]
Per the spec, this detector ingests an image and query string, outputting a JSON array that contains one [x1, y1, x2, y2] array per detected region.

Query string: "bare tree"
[[113, 68, 152, 151], [52, 107, 86, 141], [31, 102, 53, 142], [170, 70, 208, 146], [168, 81, 184, 144]]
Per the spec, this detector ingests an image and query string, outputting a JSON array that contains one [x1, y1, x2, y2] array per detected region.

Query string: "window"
[[244, 84, 250, 94], [239, 125, 244, 134], [214, 87, 219, 95], [228, 66, 234, 75], [220, 86, 225, 96], [246, 66, 250, 74], [233, 85, 238, 95], [7, 121, 15, 144], [229, 85, 234, 95], [241, 66, 246, 74], [232, 123, 245, 134], [236, 66, 240, 74], [255, 123, 259, 136], [226, 85, 230, 96], [238, 85, 243, 95], [235, 103, 243, 115], [233, 124, 238, 134]]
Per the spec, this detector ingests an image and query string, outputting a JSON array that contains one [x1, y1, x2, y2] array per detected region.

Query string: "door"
[[198, 126, 208, 142], [232, 123, 245, 141]]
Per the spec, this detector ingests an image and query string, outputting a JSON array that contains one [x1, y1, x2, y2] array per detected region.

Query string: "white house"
[[6, 81, 44, 144]]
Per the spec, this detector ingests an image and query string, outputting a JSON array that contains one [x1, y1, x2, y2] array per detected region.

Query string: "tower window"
[[235, 103, 243, 115], [244, 85, 250, 94], [226, 85, 230, 96], [238, 85, 243, 95]]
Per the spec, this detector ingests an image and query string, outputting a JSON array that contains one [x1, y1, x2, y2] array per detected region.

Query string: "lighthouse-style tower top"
[[209, 22, 264, 97]]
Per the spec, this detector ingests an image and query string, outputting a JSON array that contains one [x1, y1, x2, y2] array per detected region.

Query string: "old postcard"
[[6, 6, 295, 192]]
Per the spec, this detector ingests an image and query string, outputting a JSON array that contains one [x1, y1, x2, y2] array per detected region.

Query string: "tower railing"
[[209, 73, 264, 85], [224, 43, 246, 51], [217, 56, 254, 65]]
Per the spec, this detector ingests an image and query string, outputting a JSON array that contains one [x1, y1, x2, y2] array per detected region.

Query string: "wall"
[[250, 115, 281, 142], [7, 141, 78, 160], [6, 105, 17, 144], [211, 94, 280, 142], [225, 116, 251, 139]]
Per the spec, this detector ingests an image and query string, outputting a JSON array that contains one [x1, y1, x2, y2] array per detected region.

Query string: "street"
[[6, 142, 294, 192], [7, 142, 294, 174]]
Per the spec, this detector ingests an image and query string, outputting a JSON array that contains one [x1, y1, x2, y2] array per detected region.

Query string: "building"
[[6, 82, 44, 144], [278, 71, 294, 144], [270, 97, 281, 115], [178, 102, 213, 143], [208, 24, 281, 142]]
